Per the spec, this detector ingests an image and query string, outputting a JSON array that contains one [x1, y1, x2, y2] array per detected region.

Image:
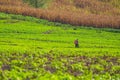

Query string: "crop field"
[[0, 13, 120, 80]]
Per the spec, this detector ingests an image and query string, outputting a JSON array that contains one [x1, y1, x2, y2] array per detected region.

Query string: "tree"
[[35, 0, 38, 8], [23, 0, 48, 8]]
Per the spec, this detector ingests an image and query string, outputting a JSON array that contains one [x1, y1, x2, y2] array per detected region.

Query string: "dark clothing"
[[75, 44, 79, 48], [74, 40, 79, 48]]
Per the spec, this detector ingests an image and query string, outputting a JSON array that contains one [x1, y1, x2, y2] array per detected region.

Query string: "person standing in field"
[[74, 39, 79, 48]]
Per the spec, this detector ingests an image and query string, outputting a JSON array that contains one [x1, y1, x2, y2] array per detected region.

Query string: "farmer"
[[74, 39, 79, 48]]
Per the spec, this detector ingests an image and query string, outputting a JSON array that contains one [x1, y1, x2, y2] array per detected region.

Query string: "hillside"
[[49, 0, 120, 15], [0, 0, 120, 79], [0, 12, 120, 80], [0, 0, 120, 28]]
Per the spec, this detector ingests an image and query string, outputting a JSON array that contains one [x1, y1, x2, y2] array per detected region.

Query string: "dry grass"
[[0, 0, 120, 28]]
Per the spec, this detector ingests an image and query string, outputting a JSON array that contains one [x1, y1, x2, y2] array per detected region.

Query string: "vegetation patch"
[[0, 0, 120, 28], [0, 13, 120, 79]]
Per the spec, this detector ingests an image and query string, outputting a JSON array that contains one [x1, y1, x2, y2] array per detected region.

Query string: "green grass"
[[0, 12, 120, 80]]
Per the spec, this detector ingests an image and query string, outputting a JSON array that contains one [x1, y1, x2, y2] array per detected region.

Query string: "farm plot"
[[0, 13, 120, 80]]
